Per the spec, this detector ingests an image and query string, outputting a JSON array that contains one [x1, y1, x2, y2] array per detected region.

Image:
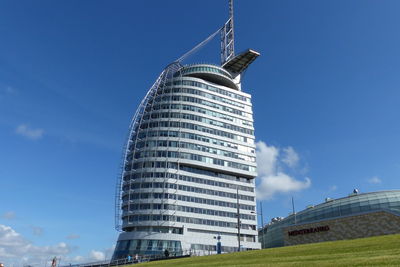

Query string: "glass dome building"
[[259, 190, 400, 248]]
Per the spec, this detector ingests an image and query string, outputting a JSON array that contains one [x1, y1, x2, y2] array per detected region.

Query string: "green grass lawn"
[[130, 234, 400, 267]]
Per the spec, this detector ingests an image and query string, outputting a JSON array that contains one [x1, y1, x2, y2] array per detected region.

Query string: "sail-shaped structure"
[[112, 1, 260, 259]]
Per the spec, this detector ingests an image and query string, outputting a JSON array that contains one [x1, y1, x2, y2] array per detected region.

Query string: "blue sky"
[[1, 0, 400, 265]]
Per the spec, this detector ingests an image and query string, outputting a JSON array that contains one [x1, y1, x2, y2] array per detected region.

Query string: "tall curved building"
[[113, 2, 260, 259]]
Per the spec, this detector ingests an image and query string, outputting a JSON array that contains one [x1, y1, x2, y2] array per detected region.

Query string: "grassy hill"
[[131, 234, 400, 266]]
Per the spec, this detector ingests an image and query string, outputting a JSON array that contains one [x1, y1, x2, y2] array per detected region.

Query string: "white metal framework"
[[115, 62, 182, 231], [221, 0, 235, 65]]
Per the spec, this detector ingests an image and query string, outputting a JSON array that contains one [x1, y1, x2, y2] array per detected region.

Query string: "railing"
[[61, 250, 194, 267]]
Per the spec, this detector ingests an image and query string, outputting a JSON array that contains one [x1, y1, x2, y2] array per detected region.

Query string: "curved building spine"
[[113, 1, 261, 259]]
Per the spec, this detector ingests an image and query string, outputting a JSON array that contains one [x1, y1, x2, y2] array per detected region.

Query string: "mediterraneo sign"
[[288, 226, 330, 236]]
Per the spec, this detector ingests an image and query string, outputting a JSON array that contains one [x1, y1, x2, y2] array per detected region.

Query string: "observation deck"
[[175, 64, 239, 90]]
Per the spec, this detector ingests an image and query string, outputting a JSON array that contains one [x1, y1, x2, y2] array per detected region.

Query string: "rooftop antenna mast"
[[221, 0, 235, 65]]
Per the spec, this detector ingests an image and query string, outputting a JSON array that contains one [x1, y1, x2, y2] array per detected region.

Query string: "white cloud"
[[71, 246, 114, 264], [89, 250, 105, 261], [31, 226, 44, 236], [0, 86, 17, 99], [0, 224, 71, 266], [66, 234, 80, 240], [329, 185, 338, 191], [0, 224, 115, 266], [2, 211, 16, 220], [15, 124, 44, 140], [6, 86, 16, 94], [73, 255, 85, 262], [257, 173, 311, 200], [256, 141, 311, 200], [282, 146, 299, 168], [368, 176, 382, 184], [255, 141, 278, 176], [0, 224, 71, 265]]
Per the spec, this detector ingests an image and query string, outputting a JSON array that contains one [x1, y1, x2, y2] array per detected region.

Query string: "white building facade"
[[112, 60, 260, 259]]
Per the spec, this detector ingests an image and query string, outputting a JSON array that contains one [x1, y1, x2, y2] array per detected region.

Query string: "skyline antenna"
[[221, 0, 235, 65]]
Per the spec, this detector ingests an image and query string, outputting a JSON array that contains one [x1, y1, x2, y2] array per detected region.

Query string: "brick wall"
[[283, 211, 400, 246]]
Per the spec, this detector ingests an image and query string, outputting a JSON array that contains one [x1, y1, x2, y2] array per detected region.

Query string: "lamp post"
[[251, 201, 264, 228], [251, 201, 266, 247], [292, 196, 297, 225], [214, 233, 222, 254]]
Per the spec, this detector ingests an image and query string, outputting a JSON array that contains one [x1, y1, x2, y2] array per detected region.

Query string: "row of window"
[[180, 164, 252, 183], [177, 171, 253, 191], [123, 171, 254, 192], [124, 226, 183, 234], [142, 112, 254, 135], [123, 182, 254, 201], [122, 203, 255, 221], [122, 214, 256, 230], [133, 140, 255, 163], [139, 120, 252, 143], [154, 87, 250, 115], [165, 79, 250, 103], [122, 192, 255, 211], [115, 239, 181, 254], [135, 130, 255, 154], [124, 160, 177, 172], [124, 162, 253, 184], [132, 150, 256, 172], [175, 65, 232, 79], [148, 101, 252, 127]]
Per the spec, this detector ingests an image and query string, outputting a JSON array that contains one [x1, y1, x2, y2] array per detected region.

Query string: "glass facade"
[[113, 64, 259, 259], [113, 239, 182, 258], [174, 65, 233, 79], [260, 190, 400, 248]]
